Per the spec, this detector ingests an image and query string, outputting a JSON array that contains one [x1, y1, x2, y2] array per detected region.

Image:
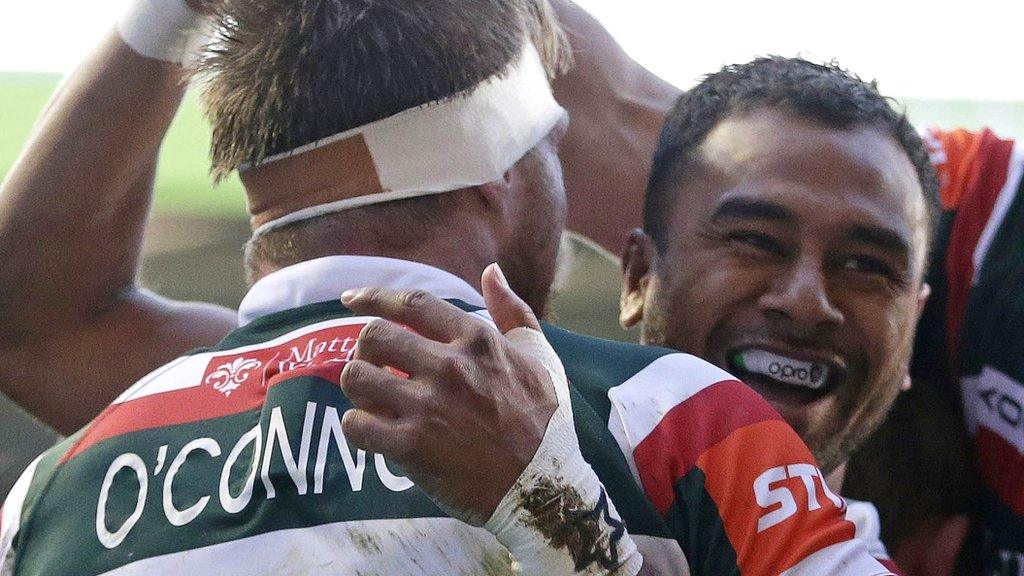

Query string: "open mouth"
[[727, 347, 844, 403]]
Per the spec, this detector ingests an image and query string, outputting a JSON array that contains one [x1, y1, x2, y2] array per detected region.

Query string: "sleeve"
[[607, 353, 894, 575], [0, 456, 43, 576], [918, 126, 1017, 378]]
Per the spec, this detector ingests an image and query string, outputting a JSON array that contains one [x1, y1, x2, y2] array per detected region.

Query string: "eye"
[[728, 231, 783, 255], [840, 255, 896, 279]]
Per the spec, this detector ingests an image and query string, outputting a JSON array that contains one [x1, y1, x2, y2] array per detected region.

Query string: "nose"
[[758, 256, 844, 332]]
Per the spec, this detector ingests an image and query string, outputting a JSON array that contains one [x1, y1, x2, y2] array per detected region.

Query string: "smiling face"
[[621, 108, 931, 473]]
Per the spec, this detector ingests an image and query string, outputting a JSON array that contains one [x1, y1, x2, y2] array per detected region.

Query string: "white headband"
[[245, 41, 566, 236]]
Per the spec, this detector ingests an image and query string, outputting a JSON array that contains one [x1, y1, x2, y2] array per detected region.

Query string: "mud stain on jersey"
[[521, 475, 620, 571], [478, 550, 514, 576], [346, 528, 383, 555]]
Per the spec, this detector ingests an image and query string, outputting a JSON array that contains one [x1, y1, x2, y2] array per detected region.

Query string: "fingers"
[[481, 263, 541, 334], [342, 287, 473, 343], [341, 408, 403, 456], [340, 360, 419, 417], [354, 318, 447, 377]]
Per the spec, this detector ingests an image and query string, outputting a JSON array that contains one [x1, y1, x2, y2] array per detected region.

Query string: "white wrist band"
[[486, 328, 642, 576], [117, 0, 211, 65]]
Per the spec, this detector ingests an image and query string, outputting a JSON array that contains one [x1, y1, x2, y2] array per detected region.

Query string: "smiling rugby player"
[[617, 57, 937, 556]]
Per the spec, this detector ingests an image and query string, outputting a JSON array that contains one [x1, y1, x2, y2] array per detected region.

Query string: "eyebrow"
[[711, 198, 794, 223], [844, 224, 911, 258], [712, 197, 912, 258]]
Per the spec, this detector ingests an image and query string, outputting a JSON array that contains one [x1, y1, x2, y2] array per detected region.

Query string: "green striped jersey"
[[1, 256, 891, 575]]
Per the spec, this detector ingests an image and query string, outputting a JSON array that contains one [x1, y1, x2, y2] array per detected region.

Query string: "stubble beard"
[[499, 231, 558, 321], [639, 296, 899, 477], [812, 367, 905, 476]]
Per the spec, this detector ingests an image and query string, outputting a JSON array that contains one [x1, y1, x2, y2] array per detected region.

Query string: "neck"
[[337, 242, 497, 296], [825, 460, 847, 494], [246, 204, 500, 297]]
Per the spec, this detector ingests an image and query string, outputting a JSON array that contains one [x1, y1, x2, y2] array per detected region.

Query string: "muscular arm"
[[0, 32, 236, 434], [551, 0, 681, 255]]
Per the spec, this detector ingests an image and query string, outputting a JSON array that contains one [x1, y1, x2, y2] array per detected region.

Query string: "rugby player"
[[615, 57, 937, 566], [897, 126, 1024, 575], [544, 6, 976, 571], [0, 0, 896, 574]]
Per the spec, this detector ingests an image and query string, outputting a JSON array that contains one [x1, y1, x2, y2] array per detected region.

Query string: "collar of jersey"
[[237, 255, 486, 326]]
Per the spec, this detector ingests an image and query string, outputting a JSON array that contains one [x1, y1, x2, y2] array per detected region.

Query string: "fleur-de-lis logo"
[[205, 357, 262, 397]]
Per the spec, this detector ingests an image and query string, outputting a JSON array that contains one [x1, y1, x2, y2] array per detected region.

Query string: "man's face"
[[621, 108, 931, 474]]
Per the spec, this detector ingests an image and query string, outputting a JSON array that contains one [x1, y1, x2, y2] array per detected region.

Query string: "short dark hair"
[[643, 56, 939, 254], [200, 0, 570, 180]]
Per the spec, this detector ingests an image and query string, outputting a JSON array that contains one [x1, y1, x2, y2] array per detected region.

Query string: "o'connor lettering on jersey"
[[1, 256, 892, 576]]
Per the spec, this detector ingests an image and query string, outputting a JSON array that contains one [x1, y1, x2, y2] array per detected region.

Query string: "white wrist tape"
[[117, 0, 211, 65], [486, 328, 642, 576]]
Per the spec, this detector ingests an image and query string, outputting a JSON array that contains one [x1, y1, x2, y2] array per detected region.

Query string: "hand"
[[339, 263, 558, 525], [117, 0, 216, 65]]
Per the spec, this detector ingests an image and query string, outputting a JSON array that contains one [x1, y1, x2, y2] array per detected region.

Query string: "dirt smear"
[[521, 476, 624, 571]]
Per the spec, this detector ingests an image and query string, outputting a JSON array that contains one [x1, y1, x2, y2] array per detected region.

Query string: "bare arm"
[[551, 0, 681, 255], [0, 31, 236, 434]]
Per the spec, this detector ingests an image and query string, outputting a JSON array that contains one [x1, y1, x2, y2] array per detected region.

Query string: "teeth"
[[733, 349, 829, 390]]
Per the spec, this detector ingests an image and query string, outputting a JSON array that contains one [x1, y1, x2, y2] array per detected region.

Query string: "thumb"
[[483, 263, 569, 404], [481, 263, 542, 334]]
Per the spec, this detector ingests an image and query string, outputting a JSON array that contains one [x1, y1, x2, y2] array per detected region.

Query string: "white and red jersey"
[[917, 127, 1024, 574]]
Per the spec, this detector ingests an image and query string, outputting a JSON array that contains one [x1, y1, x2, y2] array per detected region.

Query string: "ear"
[[477, 171, 515, 212], [900, 282, 932, 393], [620, 229, 656, 329], [916, 282, 932, 320]]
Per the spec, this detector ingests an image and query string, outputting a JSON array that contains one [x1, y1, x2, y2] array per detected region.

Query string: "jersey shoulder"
[[925, 126, 1018, 214], [540, 322, 749, 428], [540, 322, 672, 411]]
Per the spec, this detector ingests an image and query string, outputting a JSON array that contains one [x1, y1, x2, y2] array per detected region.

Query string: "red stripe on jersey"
[[975, 425, 1024, 515], [697, 421, 855, 574], [633, 379, 780, 515], [61, 323, 366, 464], [940, 128, 1014, 366], [879, 558, 904, 575]]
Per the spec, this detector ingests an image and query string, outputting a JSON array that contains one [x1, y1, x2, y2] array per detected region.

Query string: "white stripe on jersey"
[[98, 517, 503, 575], [779, 540, 893, 576], [91, 516, 686, 576], [973, 142, 1024, 285], [962, 365, 1024, 454], [112, 316, 377, 405], [606, 353, 736, 484], [1, 455, 42, 576], [845, 499, 892, 562]]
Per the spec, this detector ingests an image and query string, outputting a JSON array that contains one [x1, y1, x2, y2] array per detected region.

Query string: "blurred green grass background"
[[0, 72, 247, 217], [3, 72, 1024, 217]]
